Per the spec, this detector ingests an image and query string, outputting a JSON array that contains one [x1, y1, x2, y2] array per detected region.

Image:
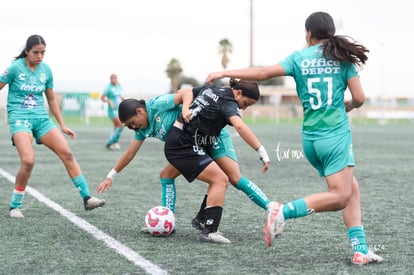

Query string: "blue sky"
[[0, 0, 411, 102]]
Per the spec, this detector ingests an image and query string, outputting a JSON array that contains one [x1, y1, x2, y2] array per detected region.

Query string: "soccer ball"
[[144, 206, 176, 236]]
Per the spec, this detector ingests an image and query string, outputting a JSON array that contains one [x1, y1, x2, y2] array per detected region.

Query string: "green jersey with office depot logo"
[[0, 58, 53, 119], [135, 94, 181, 142], [279, 44, 358, 139]]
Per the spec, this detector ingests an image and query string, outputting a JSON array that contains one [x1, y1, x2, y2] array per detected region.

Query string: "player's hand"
[[257, 145, 270, 173], [62, 126, 76, 139], [182, 107, 192, 123], [261, 161, 270, 173], [344, 100, 354, 112], [205, 72, 223, 84], [96, 178, 113, 194]]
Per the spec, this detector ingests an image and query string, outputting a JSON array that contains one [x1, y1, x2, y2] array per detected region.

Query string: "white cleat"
[[198, 231, 231, 244], [352, 250, 384, 265], [112, 143, 121, 150], [84, 197, 105, 211], [9, 208, 24, 219], [263, 201, 285, 247]]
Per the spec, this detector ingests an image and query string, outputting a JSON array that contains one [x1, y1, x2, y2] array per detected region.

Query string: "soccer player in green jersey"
[[101, 73, 124, 150], [206, 12, 382, 264], [0, 35, 105, 218]]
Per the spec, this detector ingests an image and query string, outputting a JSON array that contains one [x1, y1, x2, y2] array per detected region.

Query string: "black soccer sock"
[[203, 206, 223, 233], [83, 196, 91, 204], [195, 194, 208, 222]]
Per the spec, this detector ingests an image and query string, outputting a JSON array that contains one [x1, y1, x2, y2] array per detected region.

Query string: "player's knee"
[[228, 174, 241, 186], [60, 148, 75, 163], [332, 190, 352, 210], [20, 157, 35, 172], [160, 164, 180, 179], [216, 174, 230, 189]]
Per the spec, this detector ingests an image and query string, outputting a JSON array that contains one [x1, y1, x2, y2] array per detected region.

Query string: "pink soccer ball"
[[144, 206, 175, 236]]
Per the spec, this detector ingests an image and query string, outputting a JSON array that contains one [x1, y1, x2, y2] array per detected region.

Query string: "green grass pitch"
[[0, 119, 413, 274]]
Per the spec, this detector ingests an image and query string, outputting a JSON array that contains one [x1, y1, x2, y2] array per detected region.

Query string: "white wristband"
[[106, 168, 118, 179], [257, 145, 270, 163]]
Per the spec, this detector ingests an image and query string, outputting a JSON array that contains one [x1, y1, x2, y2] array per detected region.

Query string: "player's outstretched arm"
[[229, 116, 270, 173], [96, 139, 144, 194]]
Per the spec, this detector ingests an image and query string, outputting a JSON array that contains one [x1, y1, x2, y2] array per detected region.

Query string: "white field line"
[[0, 168, 168, 275]]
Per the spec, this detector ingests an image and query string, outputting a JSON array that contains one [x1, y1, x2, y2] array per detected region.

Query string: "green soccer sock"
[[106, 129, 115, 144], [72, 174, 91, 199], [10, 186, 25, 209], [160, 178, 176, 213], [282, 198, 309, 220], [236, 177, 270, 210], [111, 127, 123, 144], [348, 226, 368, 254]]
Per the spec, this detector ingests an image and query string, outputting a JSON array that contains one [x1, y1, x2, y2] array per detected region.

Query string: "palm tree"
[[165, 58, 183, 93], [180, 76, 200, 88], [218, 38, 233, 69]]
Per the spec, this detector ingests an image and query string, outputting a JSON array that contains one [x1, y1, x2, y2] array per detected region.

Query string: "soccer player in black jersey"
[[165, 78, 270, 243]]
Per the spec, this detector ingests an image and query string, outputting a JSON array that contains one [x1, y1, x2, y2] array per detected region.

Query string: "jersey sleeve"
[[278, 53, 296, 76], [192, 86, 205, 98], [44, 64, 54, 89], [0, 63, 16, 84], [102, 84, 110, 96], [221, 101, 240, 124], [148, 94, 176, 111], [344, 63, 359, 80], [134, 130, 146, 141]]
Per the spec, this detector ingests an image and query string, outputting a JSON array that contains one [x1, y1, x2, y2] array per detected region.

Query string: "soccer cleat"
[[352, 250, 383, 265], [84, 197, 106, 210], [191, 217, 205, 230], [9, 208, 24, 219], [263, 201, 285, 247], [198, 230, 231, 244], [106, 144, 119, 151]]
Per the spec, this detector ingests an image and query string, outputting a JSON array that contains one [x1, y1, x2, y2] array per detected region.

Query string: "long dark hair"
[[15, 35, 46, 60], [305, 12, 369, 67], [229, 78, 260, 100], [118, 98, 146, 123]]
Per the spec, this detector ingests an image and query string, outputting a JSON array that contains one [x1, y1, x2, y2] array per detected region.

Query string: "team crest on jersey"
[[39, 73, 46, 83], [20, 94, 40, 108]]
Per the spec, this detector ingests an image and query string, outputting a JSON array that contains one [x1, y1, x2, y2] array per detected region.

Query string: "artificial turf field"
[[0, 119, 413, 274]]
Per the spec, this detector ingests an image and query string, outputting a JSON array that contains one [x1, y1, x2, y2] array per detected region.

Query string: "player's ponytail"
[[323, 35, 369, 67], [305, 12, 369, 67]]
